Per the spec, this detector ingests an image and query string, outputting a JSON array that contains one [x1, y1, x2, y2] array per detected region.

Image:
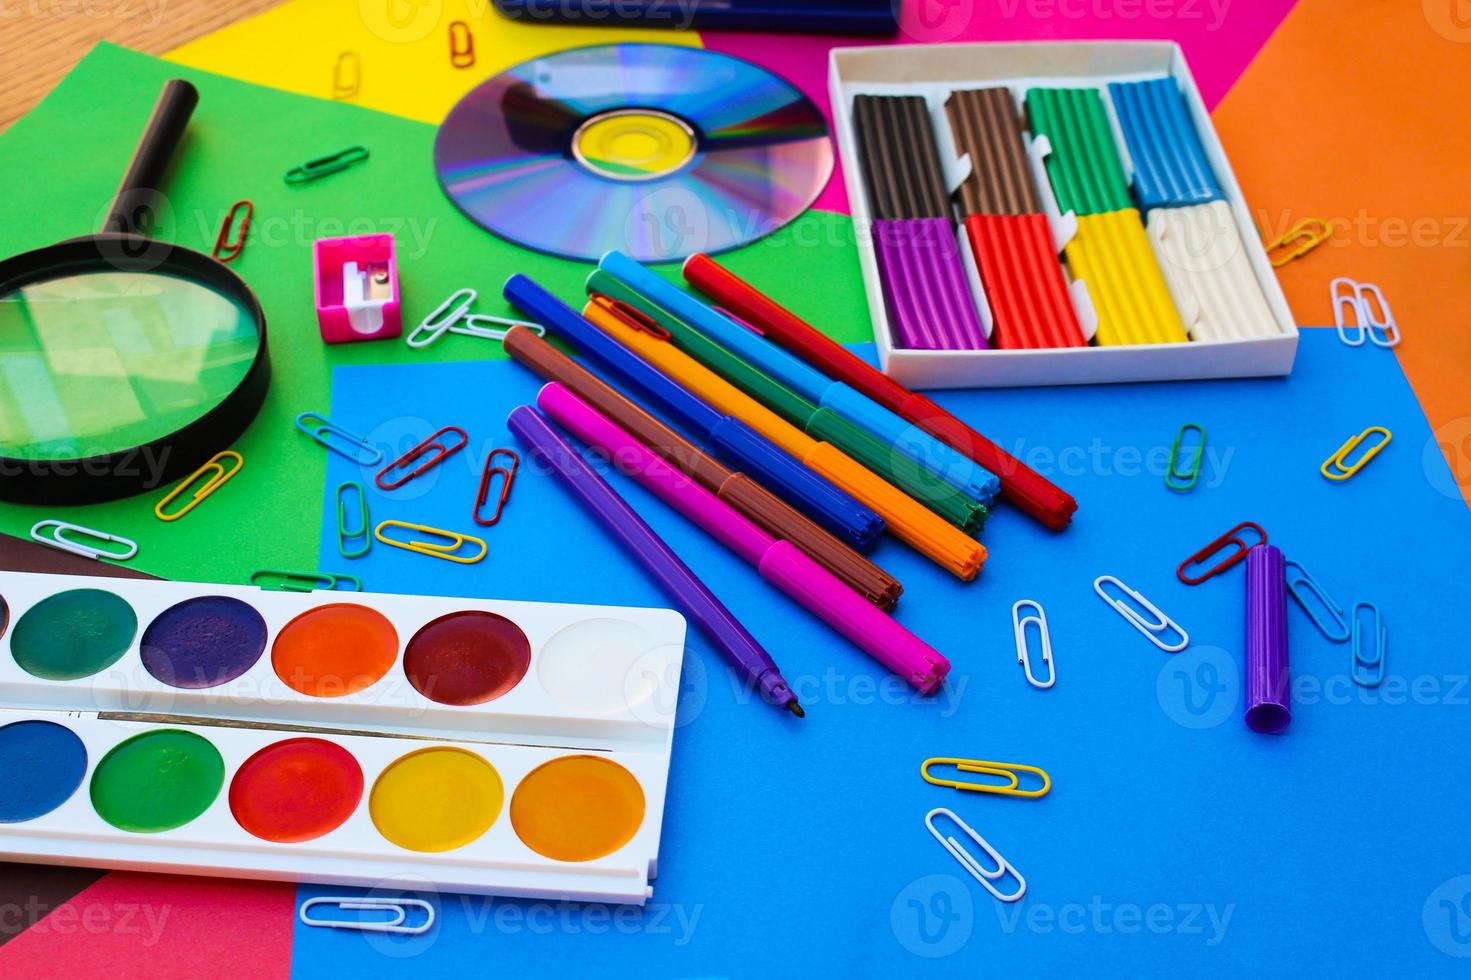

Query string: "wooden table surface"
[[0, 0, 282, 131]]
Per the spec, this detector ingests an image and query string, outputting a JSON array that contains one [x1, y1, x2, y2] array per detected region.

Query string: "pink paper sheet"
[[705, 0, 1300, 213], [0, 872, 295, 980]]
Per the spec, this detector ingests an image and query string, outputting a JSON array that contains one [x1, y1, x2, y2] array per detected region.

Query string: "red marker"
[[683, 254, 1078, 531]]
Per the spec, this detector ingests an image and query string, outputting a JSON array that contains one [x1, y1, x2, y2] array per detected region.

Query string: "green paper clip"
[[336, 481, 371, 559], [1165, 423, 1206, 492], [251, 569, 362, 592], [284, 146, 369, 185]]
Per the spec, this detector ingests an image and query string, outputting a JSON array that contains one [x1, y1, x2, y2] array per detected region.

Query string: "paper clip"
[[30, 520, 138, 562], [473, 449, 518, 527], [1321, 426, 1391, 481], [1283, 559, 1350, 643], [925, 808, 1026, 904], [1093, 575, 1189, 653], [1165, 423, 1205, 492], [921, 758, 1051, 799], [285, 146, 370, 186], [1177, 521, 1267, 585], [296, 412, 384, 466], [211, 200, 252, 263], [406, 289, 546, 349], [456, 313, 547, 341], [1350, 602, 1386, 688], [251, 570, 361, 593], [1011, 600, 1054, 689], [448, 20, 475, 68], [300, 897, 434, 936], [407, 289, 478, 348], [589, 293, 673, 341], [1331, 278, 1400, 349], [376, 426, 469, 491], [337, 481, 371, 558], [155, 451, 243, 522], [331, 51, 360, 100], [1265, 217, 1330, 267], [374, 521, 486, 564]]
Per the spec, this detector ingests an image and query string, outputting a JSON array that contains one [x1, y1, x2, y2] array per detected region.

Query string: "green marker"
[[586, 271, 987, 536]]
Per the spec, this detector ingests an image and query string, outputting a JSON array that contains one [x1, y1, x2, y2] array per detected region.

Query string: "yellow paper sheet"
[[167, 0, 702, 125]]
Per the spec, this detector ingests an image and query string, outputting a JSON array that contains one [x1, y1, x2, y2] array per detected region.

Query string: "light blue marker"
[[598, 250, 1001, 507]]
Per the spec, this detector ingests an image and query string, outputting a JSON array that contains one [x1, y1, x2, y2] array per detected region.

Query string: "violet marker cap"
[[1245, 544, 1290, 734]]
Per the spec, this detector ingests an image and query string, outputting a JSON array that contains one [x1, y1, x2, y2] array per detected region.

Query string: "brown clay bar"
[[851, 94, 951, 220], [944, 88, 1042, 216]]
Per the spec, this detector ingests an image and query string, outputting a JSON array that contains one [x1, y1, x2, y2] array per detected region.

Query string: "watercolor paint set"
[[0, 570, 686, 904], [829, 41, 1299, 388]]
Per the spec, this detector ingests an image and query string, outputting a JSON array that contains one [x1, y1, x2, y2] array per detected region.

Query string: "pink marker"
[[536, 382, 951, 694]]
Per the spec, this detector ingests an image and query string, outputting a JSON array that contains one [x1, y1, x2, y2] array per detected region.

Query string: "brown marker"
[[501, 326, 903, 611]]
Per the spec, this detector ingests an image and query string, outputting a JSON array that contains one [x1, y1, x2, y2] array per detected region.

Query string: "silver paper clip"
[[925, 808, 1026, 903], [407, 288, 545, 349], [299, 897, 435, 935], [1331, 278, 1400, 348], [1350, 601, 1387, 688], [1284, 559, 1350, 643], [29, 520, 137, 561], [1093, 575, 1189, 652], [1011, 599, 1055, 689]]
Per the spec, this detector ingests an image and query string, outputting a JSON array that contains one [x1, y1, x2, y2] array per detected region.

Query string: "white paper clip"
[[29, 520, 138, 562], [1331, 277, 1400, 348], [407, 288, 546, 349], [1093, 575, 1189, 652], [1011, 599, 1055, 689], [925, 808, 1026, 903], [299, 897, 435, 935]]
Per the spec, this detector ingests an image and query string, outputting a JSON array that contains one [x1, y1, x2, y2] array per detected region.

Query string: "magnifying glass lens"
[[0, 268, 260, 460]]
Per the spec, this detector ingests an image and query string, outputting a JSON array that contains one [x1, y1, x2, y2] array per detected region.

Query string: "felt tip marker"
[[507, 405, 802, 716]]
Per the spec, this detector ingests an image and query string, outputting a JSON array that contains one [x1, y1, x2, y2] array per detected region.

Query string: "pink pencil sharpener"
[[313, 233, 400, 343]]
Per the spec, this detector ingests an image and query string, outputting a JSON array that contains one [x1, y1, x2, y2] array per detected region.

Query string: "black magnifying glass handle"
[[103, 79, 199, 236]]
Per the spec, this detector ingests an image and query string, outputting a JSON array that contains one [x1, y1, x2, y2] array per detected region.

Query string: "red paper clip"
[[376, 425, 468, 491], [448, 20, 475, 68], [473, 448, 518, 526], [590, 293, 671, 341], [212, 200, 253, 263], [1177, 521, 1267, 585]]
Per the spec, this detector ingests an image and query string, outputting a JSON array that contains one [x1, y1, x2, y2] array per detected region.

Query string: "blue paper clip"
[[1350, 602, 1387, 688], [297, 412, 383, 466], [1283, 559, 1350, 642]]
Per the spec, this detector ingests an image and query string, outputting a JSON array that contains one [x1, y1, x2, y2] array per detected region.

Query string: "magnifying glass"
[[0, 79, 270, 505]]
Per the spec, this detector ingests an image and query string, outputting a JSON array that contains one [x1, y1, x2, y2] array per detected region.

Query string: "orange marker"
[[583, 302, 985, 581]]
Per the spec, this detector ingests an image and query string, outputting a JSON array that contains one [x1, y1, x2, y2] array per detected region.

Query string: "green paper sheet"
[[0, 43, 871, 584]]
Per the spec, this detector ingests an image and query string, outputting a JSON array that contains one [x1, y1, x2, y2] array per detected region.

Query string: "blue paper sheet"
[[294, 330, 1471, 977]]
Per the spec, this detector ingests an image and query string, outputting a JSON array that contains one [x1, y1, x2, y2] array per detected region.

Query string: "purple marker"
[[1245, 544, 1290, 734], [507, 405, 802, 718]]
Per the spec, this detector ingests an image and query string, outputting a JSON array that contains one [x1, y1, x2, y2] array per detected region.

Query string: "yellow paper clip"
[[1321, 426, 1391, 481], [920, 758, 1051, 799], [373, 520, 486, 564], [1265, 218, 1331, 268], [332, 51, 360, 100], [154, 451, 243, 522]]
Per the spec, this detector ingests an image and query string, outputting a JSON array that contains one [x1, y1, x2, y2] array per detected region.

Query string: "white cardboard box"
[[829, 41, 1298, 389]]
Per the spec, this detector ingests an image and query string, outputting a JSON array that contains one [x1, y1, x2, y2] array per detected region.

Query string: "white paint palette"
[[0, 571, 687, 904]]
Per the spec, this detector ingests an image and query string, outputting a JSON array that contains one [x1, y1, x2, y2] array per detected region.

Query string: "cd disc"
[[433, 43, 834, 263]]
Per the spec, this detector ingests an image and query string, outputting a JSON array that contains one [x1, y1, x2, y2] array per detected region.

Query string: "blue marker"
[[597, 251, 1000, 507], [503, 274, 885, 552]]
